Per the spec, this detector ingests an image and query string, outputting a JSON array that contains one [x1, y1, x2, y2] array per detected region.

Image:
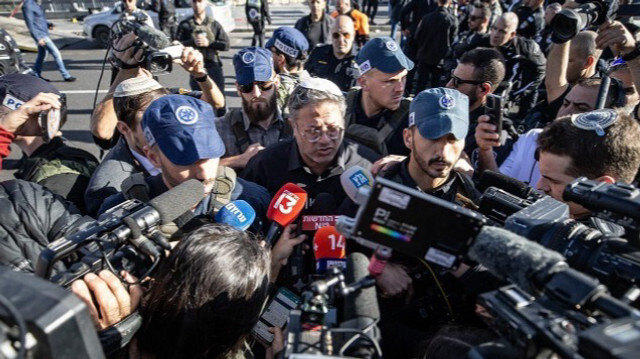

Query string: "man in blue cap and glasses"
[[376, 87, 492, 358], [344, 37, 413, 156], [99, 95, 271, 232], [216, 47, 291, 170]]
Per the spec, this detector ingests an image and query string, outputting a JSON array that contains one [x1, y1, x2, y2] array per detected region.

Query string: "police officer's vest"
[[225, 108, 293, 154], [121, 165, 238, 215], [344, 88, 411, 156], [246, 0, 262, 23]]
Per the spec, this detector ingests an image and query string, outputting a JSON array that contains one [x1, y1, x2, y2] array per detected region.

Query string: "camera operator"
[[91, 32, 225, 150], [376, 88, 498, 358], [70, 224, 285, 358], [536, 108, 640, 222], [176, 0, 230, 110]]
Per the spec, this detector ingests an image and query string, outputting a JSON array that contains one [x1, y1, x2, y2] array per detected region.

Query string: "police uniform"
[[0, 28, 29, 75], [306, 44, 359, 92], [516, 5, 544, 41]]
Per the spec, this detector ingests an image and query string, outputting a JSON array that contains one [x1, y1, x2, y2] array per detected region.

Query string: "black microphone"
[[479, 170, 543, 200], [341, 252, 381, 358], [468, 226, 568, 294]]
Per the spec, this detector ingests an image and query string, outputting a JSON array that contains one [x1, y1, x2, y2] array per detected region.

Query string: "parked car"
[[83, 0, 235, 48]]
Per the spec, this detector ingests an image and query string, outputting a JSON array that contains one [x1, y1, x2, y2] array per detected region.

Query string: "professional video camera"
[[35, 180, 204, 287], [476, 172, 640, 300], [336, 176, 640, 359], [550, 0, 619, 43], [108, 12, 182, 75]]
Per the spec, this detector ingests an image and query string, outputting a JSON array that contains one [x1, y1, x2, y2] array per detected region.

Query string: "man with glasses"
[[344, 37, 413, 156], [242, 78, 379, 205], [445, 47, 512, 168], [306, 15, 359, 92], [331, 0, 370, 47], [215, 47, 288, 170], [442, 2, 491, 76]]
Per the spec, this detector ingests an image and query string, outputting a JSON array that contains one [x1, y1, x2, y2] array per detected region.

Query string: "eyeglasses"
[[450, 72, 488, 88], [298, 125, 343, 143], [238, 81, 275, 94], [332, 32, 352, 40]]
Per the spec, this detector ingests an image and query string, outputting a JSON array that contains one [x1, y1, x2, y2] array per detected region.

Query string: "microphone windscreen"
[[344, 252, 380, 321], [311, 193, 337, 215], [340, 166, 374, 202], [149, 179, 205, 224], [313, 226, 346, 273], [267, 183, 307, 227], [215, 200, 256, 231], [468, 226, 566, 294], [479, 170, 532, 198], [136, 24, 171, 50]]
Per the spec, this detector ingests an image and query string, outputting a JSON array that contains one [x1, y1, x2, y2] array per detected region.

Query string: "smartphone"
[[252, 287, 301, 345], [485, 93, 503, 135]]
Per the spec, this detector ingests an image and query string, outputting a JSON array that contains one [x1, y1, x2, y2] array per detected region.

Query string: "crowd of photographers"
[[1, 0, 640, 358]]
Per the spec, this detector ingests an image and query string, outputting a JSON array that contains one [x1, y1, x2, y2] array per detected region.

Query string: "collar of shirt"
[[129, 146, 161, 176], [398, 158, 457, 198], [241, 108, 284, 132], [286, 139, 348, 179]]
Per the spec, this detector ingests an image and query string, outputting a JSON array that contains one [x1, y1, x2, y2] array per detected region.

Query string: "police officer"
[[345, 37, 414, 156], [176, 0, 230, 106], [306, 15, 359, 92], [216, 47, 289, 170], [265, 27, 310, 118], [515, 0, 544, 41], [246, 0, 271, 47], [149, 0, 177, 40], [0, 27, 30, 76]]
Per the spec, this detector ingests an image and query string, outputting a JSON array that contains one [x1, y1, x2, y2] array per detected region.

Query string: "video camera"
[[551, 0, 619, 43], [34, 180, 204, 287], [109, 12, 181, 75], [336, 175, 640, 359]]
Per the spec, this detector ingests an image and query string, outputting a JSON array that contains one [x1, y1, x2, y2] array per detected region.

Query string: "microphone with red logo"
[[265, 183, 307, 247], [313, 226, 347, 274]]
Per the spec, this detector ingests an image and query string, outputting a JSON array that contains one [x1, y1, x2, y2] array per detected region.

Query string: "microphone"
[[479, 170, 543, 200], [340, 166, 374, 203], [265, 183, 307, 246], [313, 226, 347, 274], [468, 226, 568, 294], [341, 252, 381, 358], [214, 200, 256, 231], [301, 193, 339, 231], [368, 247, 392, 277]]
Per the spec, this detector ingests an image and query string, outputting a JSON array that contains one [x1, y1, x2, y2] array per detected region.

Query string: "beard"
[[242, 92, 278, 125]]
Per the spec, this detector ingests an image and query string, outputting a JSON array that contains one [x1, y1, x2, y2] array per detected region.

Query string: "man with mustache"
[[215, 47, 291, 170], [376, 87, 486, 358]]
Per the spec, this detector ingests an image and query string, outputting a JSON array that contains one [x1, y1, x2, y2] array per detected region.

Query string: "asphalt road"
[[0, 4, 392, 181]]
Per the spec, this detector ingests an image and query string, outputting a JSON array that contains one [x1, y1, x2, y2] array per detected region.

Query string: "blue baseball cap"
[[265, 27, 309, 60], [408, 88, 469, 140], [142, 95, 225, 166], [355, 37, 414, 76], [233, 47, 274, 86]]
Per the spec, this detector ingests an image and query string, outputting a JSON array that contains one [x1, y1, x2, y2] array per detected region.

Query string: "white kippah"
[[114, 76, 163, 98], [298, 77, 343, 97]]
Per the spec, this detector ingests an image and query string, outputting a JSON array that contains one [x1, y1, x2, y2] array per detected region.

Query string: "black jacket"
[[176, 16, 230, 64], [498, 36, 546, 107], [0, 180, 85, 273], [294, 13, 334, 50], [399, 0, 437, 36], [411, 6, 458, 66]]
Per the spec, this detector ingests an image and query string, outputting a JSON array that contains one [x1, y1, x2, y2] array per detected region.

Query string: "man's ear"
[[402, 127, 413, 150], [357, 75, 368, 91], [144, 145, 161, 168], [115, 121, 130, 136], [595, 174, 616, 184], [585, 55, 596, 70]]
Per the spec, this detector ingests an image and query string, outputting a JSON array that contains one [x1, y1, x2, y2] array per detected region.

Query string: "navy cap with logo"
[[142, 95, 225, 166], [408, 88, 469, 140], [355, 37, 414, 76], [0, 74, 60, 111], [265, 27, 309, 60], [233, 47, 274, 86]]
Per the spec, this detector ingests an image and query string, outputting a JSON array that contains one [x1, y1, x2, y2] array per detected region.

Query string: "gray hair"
[[287, 85, 346, 123]]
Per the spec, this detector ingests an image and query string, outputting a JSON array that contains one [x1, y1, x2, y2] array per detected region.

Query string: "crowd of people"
[[1, 0, 640, 358]]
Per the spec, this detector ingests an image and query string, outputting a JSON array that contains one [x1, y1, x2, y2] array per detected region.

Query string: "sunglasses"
[[450, 72, 488, 88], [299, 125, 343, 143], [332, 32, 352, 40], [238, 81, 275, 94]]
